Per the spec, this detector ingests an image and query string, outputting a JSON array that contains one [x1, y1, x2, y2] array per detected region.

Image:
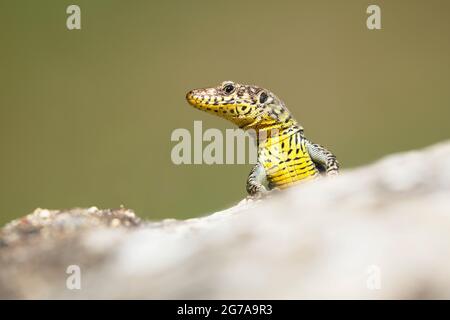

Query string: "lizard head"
[[186, 81, 299, 132]]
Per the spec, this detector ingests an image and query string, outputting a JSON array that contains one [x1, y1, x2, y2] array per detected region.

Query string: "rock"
[[1, 141, 450, 299]]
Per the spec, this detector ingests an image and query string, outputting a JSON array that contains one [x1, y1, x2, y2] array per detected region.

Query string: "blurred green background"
[[1, 0, 449, 226]]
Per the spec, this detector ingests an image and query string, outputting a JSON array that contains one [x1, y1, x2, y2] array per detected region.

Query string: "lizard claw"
[[246, 185, 268, 200], [247, 186, 283, 201]]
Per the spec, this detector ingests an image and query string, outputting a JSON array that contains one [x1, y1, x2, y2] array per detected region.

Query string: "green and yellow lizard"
[[186, 81, 339, 196]]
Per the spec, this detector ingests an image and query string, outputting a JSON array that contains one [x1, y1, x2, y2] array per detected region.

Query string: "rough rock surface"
[[1, 141, 450, 299]]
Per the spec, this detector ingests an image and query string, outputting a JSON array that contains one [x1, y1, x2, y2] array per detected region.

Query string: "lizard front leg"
[[305, 140, 340, 176], [246, 162, 268, 196]]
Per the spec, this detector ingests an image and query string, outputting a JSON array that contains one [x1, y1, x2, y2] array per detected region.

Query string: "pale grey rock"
[[1, 141, 450, 299]]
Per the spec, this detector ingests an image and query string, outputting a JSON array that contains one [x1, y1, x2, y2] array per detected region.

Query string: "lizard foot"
[[246, 186, 283, 201]]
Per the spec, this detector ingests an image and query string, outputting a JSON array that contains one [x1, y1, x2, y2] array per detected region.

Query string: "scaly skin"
[[186, 81, 339, 196]]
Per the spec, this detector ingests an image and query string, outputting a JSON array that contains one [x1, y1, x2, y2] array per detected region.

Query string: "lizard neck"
[[257, 125, 304, 150], [239, 113, 304, 143]]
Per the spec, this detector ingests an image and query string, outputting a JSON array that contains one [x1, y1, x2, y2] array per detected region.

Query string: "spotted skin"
[[186, 81, 339, 196]]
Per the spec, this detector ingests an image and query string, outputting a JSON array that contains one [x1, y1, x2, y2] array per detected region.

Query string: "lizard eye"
[[223, 83, 235, 94], [259, 92, 268, 104]]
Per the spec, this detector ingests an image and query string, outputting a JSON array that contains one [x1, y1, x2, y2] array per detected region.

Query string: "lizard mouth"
[[185, 90, 199, 105], [186, 88, 242, 122], [185, 91, 205, 109], [186, 90, 223, 110]]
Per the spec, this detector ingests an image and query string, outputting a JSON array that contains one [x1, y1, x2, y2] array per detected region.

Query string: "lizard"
[[186, 80, 339, 196]]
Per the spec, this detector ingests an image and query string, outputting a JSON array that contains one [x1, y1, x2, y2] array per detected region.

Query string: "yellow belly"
[[259, 134, 318, 188]]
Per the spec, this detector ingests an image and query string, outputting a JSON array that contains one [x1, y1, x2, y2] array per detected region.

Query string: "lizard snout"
[[185, 90, 200, 107], [186, 88, 219, 107], [186, 88, 204, 101]]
